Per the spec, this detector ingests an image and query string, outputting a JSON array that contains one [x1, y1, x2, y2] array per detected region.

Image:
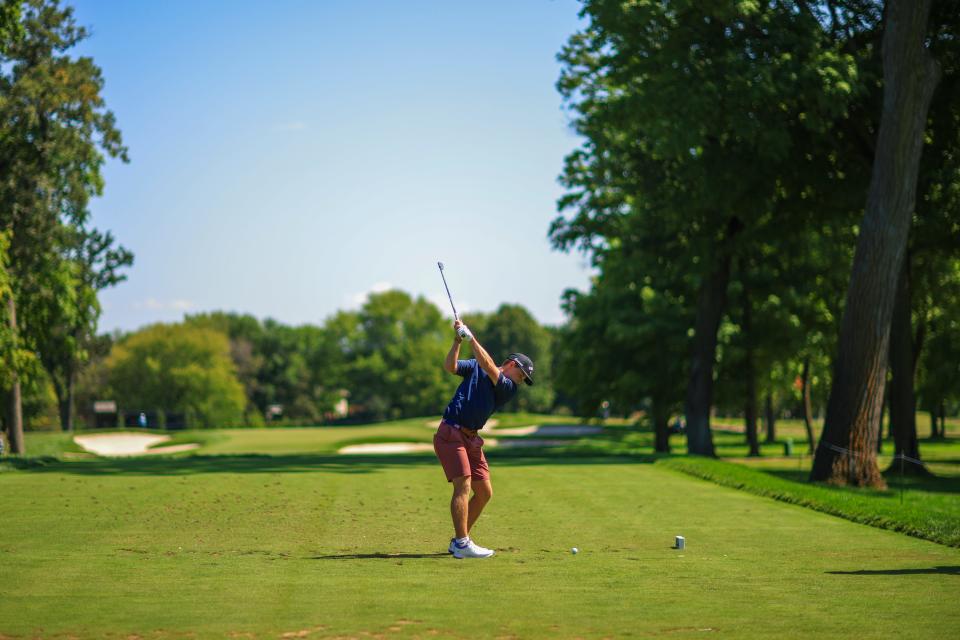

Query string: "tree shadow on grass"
[[759, 468, 960, 495], [311, 552, 449, 560], [827, 566, 960, 576], [2, 452, 657, 477]]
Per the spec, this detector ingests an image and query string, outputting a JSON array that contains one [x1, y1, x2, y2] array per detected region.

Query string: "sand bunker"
[[344, 421, 601, 454], [338, 442, 436, 455], [493, 438, 568, 448], [74, 433, 199, 457], [338, 437, 574, 455], [423, 418, 500, 429], [488, 424, 602, 437]]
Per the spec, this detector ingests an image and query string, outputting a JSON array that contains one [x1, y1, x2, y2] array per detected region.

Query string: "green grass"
[[10, 431, 90, 458], [2, 451, 959, 639], [5, 412, 958, 637], [537, 420, 960, 548], [660, 456, 960, 547], [12, 415, 960, 551]]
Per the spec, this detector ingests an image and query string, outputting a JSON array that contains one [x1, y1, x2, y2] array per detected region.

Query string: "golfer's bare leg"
[[451, 475, 471, 539], [467, 478, 492, 534]]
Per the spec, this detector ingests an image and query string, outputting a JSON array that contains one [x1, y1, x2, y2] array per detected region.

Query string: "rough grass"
[[659, 456, 960, 547], [9, 431, 89, 458], [1, 453, 958, 639]]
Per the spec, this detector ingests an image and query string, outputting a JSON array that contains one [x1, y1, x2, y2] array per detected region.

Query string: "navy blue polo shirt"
[[442, 359, 517, 430]]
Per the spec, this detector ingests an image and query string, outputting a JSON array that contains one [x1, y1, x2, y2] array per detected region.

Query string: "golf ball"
[[571, 547, 578, 554]]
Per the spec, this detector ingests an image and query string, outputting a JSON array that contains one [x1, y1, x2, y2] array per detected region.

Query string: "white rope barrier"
[[815, 440, 926, 467], [813, 440, 928, 504]]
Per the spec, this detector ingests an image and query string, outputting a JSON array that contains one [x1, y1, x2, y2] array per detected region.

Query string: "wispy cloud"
[[346, 282, 393, 308], [429, 293, 470, 319], [133, 298, 195, 312], [272, 121, 307, 132]]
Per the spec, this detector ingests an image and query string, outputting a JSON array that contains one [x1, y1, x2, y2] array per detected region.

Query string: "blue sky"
[[73, 0, 592, 332]]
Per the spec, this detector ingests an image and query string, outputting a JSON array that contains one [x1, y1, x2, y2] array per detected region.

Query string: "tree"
[[915, 259, 960, 440], [0, 0, 127, 450], [885, 5, 960, 470], [187, 312, 268, 422], [71, 330, 114, 428], [0, 1, 21, 55], [344, 291, 449, 420], [553, 0, 866, 455], [256, 320, 345, 424], [105, 324, 247, 428], [31, 226, 132, 431], [0, 230, 31, 450], [886, 254, 919, 465], [812, 0, 940, 487], [555, 251, 690, 452]]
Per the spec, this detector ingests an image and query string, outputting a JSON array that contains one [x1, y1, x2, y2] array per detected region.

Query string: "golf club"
[[437, 262, 472, 342]]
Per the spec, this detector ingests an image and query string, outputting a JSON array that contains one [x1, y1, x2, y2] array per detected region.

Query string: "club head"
[[438, 261, 444, 271]]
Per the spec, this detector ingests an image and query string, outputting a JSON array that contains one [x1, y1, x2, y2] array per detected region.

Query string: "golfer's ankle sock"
[[455, 537, 469, 548]]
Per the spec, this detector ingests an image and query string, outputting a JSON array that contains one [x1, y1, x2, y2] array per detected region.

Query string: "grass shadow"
[[760, 467, 960, 495], [827, 566, 960, 576], [311, 552, 449, 560], [1, 451, 658, 476]]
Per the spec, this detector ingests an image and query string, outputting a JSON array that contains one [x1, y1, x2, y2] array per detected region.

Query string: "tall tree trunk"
[[652, 400, 670, 454], [939, 401, 946, 438], [6, 295, 25, 454], [764, 393, 776, 444], [65, 368, 75, 432], [52, 376, 67, 431], [929, 408, 938, 439], [744, 377, 759, 456], [887, 256, 928, 474], [801, 357, 816, 454], [54, 380, 75, 433], [54, 361, 77, 432], [811, 0, 939, 487], [684, 219, 740, 457], [878, 382, 887, 453], [743, 281, 759, 457]]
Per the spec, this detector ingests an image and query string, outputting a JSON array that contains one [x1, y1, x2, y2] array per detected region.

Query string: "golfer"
[[434, 319, 534, 559]]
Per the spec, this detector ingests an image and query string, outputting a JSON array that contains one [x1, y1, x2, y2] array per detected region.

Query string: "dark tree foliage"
[[553, 0, 872, 456]]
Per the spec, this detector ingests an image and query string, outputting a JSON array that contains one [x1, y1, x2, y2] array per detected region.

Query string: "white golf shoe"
[[452, 540, 495, 559]]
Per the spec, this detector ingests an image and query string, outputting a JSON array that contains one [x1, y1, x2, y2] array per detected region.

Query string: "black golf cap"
[[507, 353, 535, 386]]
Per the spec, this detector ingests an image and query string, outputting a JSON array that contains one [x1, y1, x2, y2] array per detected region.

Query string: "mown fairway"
[[2, 443, 959, 639]]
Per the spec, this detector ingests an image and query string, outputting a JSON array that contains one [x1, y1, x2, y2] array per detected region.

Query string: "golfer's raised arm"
[[444, 327, 461, 374], [469, 334, 500, 382]]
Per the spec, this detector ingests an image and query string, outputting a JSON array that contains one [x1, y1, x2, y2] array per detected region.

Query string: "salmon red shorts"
[[433, 420, 489, 482]]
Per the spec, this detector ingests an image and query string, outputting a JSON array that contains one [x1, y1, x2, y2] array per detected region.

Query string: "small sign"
[[93, 400, 117, 414]]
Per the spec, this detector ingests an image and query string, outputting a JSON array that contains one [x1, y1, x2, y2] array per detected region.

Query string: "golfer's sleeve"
[[455, 359, 475, 377]]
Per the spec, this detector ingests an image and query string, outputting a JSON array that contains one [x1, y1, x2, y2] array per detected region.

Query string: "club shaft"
[[437, 263, 459, 320]]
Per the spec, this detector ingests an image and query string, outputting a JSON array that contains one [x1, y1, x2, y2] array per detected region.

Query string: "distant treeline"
[[45, 292, 557, 429]]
